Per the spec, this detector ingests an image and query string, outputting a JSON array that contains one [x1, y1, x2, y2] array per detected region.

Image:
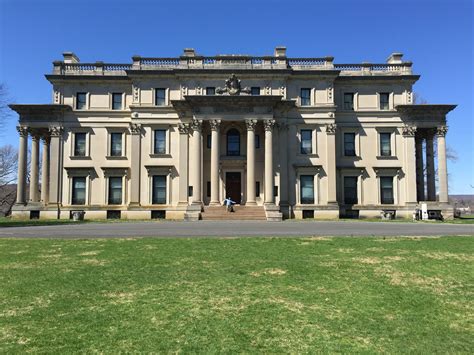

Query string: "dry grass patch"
[[251, 268, 287, 277], [81, 258, 107, 266], [418, 251, 474, 262], [78, 251, 101, 256]]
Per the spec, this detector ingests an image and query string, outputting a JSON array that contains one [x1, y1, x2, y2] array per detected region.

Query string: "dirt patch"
[[251, 268, 287, 277]]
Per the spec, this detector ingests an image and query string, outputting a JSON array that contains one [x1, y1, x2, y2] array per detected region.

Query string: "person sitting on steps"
[[223, 197, 236, 212]]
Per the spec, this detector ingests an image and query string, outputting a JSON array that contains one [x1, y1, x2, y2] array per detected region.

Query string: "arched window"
[[227, 129, 240, 156]]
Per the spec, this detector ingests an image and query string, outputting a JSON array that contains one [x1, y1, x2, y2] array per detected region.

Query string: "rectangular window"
[[255, 134, 260, 149], [72, 177, 86, 205], [155, 88, 166, 106], [108, 177, 122, 205], [74, 133, 87, 156], [344, 176, 358, 204], [206, 87, 215, 96], [152, 175, 167, 204], [76, 93, 87, 110], [207, 181, 211, 197], [112, 93, 123, 110], [207, 134, 211, 149], [110, 133, 122, 157], [344, 93, 354, 110], [344, 133, 356, 156], [251, 87, 260, 96], [154, 129, 166, 154], [380, 133, 392, 156], [256, 182, 260, 197], [274, 186, 278, 197], [380, 177, 394, 204], [300, 88, 311, 106], [300, 129, 312, 154], [300, 175, 314, 204], [380, 93, 390, 110]]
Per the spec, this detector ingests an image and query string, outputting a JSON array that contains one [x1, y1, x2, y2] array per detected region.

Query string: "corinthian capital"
[[209, 119, 221, 131], [245, 119, 257, 131], [129, 123, 142, 135], [437, 126, 448, 137], [16, 126, 29, 137], [48, 126, 63, 137], [191, 119, 203, 132], [402, 125, 417, 137], [325, 123, 337, 134], [178, 123, 190, 134], [263, 119, 276, 131]]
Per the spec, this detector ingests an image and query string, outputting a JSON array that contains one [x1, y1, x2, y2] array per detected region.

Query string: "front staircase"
[[201, 205, 267, 221]]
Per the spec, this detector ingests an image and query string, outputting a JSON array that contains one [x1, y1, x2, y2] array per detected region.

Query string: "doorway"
[[225, 172, 241, 204]]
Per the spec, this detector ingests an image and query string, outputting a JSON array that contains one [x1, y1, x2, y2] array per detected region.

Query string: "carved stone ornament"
[[437, 126, 448, 137], [129, 123, 142, 135], [178, 123, 190, 134], [209, 119, 221, 131], [325, 123, 337, 134], [216, 74, 251, 95], [402, 125, 417, 137], [132, 85, 140, 103], [245, 119, 258, 131], [191, 119, 203, 132], [48, 126, 63, 137], [17, 126, 29, 137], [264, 119, 276, 131]]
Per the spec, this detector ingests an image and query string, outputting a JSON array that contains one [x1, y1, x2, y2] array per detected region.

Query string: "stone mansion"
[[10, 47, 456, 221]]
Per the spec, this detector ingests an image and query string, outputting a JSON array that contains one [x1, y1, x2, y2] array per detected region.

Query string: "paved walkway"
[[0, 220, 472, 238]]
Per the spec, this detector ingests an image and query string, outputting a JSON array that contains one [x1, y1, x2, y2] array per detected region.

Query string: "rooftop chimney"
[[63, 52, 80, 63], [183, 48, 196, 57], [386, 52, 403, 64], [274, 46, 287, 57]]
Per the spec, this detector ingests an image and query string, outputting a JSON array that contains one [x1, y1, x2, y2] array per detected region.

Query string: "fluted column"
[[245, 119, 257, 205], [437, 126, 449, 203], [178, 123, 190, 205], [16, 126, 28, 204], [129, 123, 142, 206], [40, 136, 50, 205], [190, 119, 203, 205], [415, 134, 424, 201], [402, 125, 417, 203], [29, 131, 40, 202], [264, 119, 275, 205], [325, 123, 337, 204], [209, 120, 221, 205], [426, 132, 436, 201]]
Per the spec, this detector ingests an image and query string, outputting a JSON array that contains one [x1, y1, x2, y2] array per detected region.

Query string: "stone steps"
[[201, 205, 267, 220]]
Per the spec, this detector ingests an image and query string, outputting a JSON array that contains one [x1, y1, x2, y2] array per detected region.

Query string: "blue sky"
[[1, 0, 472, 193]]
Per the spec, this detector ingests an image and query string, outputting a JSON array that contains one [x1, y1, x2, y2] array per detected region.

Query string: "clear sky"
[[0, 0, 472, 194]]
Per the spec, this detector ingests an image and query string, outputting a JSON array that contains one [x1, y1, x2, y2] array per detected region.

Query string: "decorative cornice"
[[437, 126, 448, 137], [177, 123, 191, 134], [325, 123, 337, 134], [129, 123, 142, 135], [16, 126, 29, 137], [245, 119, 258, 131], [264, 119, 276, 131], [402, 124, 417, 137], [209, 119, 221, 131]]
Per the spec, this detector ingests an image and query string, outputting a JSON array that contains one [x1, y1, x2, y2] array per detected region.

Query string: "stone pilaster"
[[129, 123, 142, 206], [401, 125, 417, 204], [437, 126, 449, 203], [41, 135, 50, 205], [426, 132, 436, 201], [325, 123, 337, 204], [278, 121, 289, 214], [16, 126, 28, 204], [48, 126, 63, 206], [190, 119, 203, 205], [178, 123, 190, 206], [245, 119, 257, 205], [209, 120, 221, 205], [264, 119, 275, 205]]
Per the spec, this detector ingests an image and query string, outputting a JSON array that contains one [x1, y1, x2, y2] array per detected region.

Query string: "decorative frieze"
[[436, 126, 448, 137], [325, 123, 337, 134], [402, 125, 417, 137]]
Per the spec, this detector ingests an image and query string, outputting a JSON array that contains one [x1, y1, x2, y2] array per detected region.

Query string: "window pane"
[[154, 130, 166, 154], [112, 93, 122, 110], [207, 134, 211, 149], [301, 88, 311, 106], [74, 133, 86, 156], [300, 175, 314, 204], [300, 129, 312, 154], [251, 87, 260, 96], [344, 93, 354, 110], [380, 93, 389, 110], [76, 93, 86, 109], [155, 89, 166, 106], [108, 177, 122, 204], [152, 175, 167, 204], [227, 129, 240, 156], [380, 177, 394, 204], [380, 133, 391, 156], [206, 87, 215, 96], [344, 133, 356, 156], [110, 133, 122, 156], [344, 176, 358, 204], [72, 177, 86, 205]]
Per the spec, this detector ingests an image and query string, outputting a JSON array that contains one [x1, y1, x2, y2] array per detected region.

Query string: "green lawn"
[[0, 236, 473, 353]]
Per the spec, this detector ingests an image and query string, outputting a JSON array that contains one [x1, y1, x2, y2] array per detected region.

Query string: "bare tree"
[[0, 145, 18, 216]]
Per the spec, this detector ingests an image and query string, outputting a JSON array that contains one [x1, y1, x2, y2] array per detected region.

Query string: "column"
[[48, 126, 63, 206], [415, 134, 424, 201], [245, 119, 257, 205], [29, 131, 40, 202], [129, 123, 142, 206], [426, 132, 436, 201], [278, 121, 289, 210], [437, 126, 449, 203], [288, 124, 297, 208], [40, 136, 50, 205], [177, 123, 190, 205], [16, 126, 28, 204], [402, 125, 417, 203], [264, 119, 275, 205], [209, 120, 221, 205], [325, 123, 337, 204], [190, 119, 202, 205]]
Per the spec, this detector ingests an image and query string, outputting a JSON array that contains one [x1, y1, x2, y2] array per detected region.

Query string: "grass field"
[[0, 236, 473, 353]]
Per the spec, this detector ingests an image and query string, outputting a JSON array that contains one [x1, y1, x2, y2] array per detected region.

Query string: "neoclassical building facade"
[[10, 47, 455, 220]]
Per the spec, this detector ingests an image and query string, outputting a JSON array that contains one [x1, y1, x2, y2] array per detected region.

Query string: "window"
[[300, 88, 311, 106], [154, 130, 166, 154], [227, 129, 240, 156], [155, 88, 166, 106], [206, 87, 215, 96], [344, 176, 358, 204], [207, 181, 211, 197], [300, 175, 314, 204], [108, 177, 122, 205], [251, 87, 260, 96], [300, 129, 312, 154], [256, 182, 260, 197], [380, 177, 394, 204], [72, 177, 86, 205], [207, 134, 211, 149], [344, 93, 354, 110], [380, 133, 392, 156], [110, 133, 122, 157], [112, 93, 123, 110], [380, 93, 390, 110], [74, 133, 87, 156], [344, 133, 356, 156], [255, 134, 260, 149], [152, 175, 167, 204], [76, 93, 87, 110]]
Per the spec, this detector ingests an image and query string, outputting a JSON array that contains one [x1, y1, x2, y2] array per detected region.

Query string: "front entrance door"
[[225, 172, 241, 204]]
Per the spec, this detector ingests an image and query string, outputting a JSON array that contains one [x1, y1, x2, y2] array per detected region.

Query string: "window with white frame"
[[300, 175, 314, 204], [71, 176, 86, 205], [76, 92, 87, 110], [300, 129, 312, 154], [380, 177, 394, 204], [379, 93, 390, 110], [300, 88, 311, 106], [110, 132, 123, 157], [155, 88, 166, 106], [152, 175, 167, 204], [108, 177, 123, 205], [344, 132, 356, 156], [343, 93, 354, 110], [154, 129, 167, 154], [73, 132, 87, 157], [112, 93, 123, 110], [379, 132, 392, 156]]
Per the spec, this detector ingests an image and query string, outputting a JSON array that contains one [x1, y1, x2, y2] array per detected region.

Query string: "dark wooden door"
[[225, 172, 241, 204]]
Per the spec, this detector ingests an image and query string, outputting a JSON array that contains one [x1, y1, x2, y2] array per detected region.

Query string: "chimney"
[[274, 46, 287, 57], [183, 48, 196, 57], [387, 52, 403, 64], [63, 52, 80, 63]]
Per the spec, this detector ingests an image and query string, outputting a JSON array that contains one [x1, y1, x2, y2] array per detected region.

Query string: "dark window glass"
[[207, 134, 211, 149], [152, 175, 167, 204], [112, 93, 123, 110], [380, 133, 391, 156], [344, 176, 358, 204], [300, 129, 312, 154], [255, 134, 260, 149], [108, 177, 122, 205], [301, 88, 311, 106], [72, 177, 86, 205], [155, 88, 166, 106], [206, 87, 215, 96], [380, 177, 394, 204], [344, 93, 354, 110], [154, 130, 166, 154], [74, 133, 86, 156], [76, 93, 87, 109], [300, 175, 314, 204], [344, 133, 356, 156], [256, 182, 260, 197], [251, 87, 260, 96], [110, 133, 122, 156], [207, 181, 211, 197], [380, 93, 390, 110], [227, 129, 240, 156], [274, 186, 278, 197]]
